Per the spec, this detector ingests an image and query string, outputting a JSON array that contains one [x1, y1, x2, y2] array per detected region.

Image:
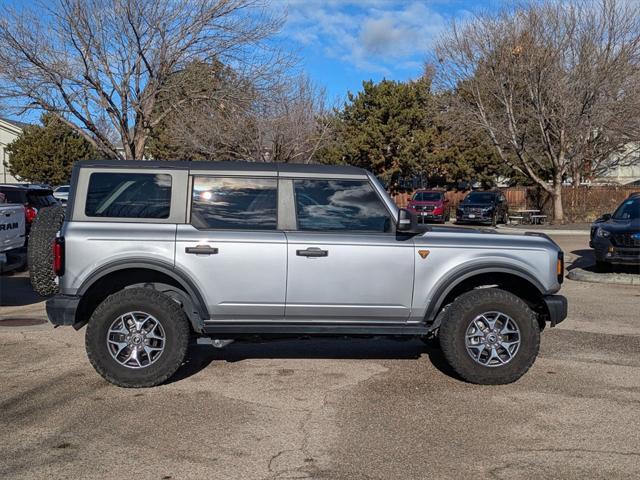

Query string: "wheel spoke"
[[125, 347, 142, 367], [108, 339, 128, 357], [487, 347, 504, 365], [482, 313, 498, 330]]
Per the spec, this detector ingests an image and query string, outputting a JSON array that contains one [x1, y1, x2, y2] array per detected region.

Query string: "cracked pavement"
[[1, 235, 639, 479]]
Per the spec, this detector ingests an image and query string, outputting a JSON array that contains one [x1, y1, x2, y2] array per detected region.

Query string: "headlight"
[[597, 227, 611, 238]]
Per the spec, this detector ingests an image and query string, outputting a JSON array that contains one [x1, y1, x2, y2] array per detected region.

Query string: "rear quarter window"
[[85, 173, 172, 219]]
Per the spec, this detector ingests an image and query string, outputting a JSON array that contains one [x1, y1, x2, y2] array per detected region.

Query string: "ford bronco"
[[45, 160, 567, 387]]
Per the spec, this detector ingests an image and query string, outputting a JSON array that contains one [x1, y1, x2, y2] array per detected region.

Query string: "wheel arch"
[[74, 259, 209, 332], [425, 264, 550, 330]]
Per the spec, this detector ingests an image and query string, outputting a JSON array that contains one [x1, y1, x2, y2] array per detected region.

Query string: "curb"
[[567, 268, 640, 285]]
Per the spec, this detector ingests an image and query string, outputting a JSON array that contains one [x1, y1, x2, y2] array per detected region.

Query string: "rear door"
[[284, 178, 415, 323], [175, 174, 287, 321]]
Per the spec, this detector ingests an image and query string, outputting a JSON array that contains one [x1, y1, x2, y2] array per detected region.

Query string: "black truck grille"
[[612, 233, 640, 248]]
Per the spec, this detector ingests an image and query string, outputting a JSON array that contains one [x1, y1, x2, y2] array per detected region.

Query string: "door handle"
[[296, 247, 328, 257], [185, 245, 219, 255]]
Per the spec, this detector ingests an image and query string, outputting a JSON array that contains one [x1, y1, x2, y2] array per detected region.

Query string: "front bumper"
[[457, 214, 492, 224], [417, 212, 445, 222], [46, 294, 81, 328], [593, 241, 640, 265], [543, 295, 568, 327]]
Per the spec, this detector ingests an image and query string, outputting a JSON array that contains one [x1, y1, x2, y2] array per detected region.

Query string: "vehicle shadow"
[[567, 249, 595, 271], [569, 249, 639, 274], [168, 337, 462, 384], [0, 273, 44, 307]]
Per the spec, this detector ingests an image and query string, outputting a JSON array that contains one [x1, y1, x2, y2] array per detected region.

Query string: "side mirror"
[[397, 208, 417, 233], [597, 213, 612, 222]]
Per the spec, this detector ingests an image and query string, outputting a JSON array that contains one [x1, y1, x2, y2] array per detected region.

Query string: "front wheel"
[[439, 289, 540, 385], [85, 288, 190, 388]]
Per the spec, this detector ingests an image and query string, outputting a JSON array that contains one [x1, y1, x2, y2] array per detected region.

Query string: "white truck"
[[0, 198, 26, 271]]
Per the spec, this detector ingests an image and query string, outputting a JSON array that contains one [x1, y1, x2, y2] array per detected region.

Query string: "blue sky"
[[277, 0, 503, 102]]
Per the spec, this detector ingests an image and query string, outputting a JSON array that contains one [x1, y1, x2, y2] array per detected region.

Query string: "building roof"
[[0, 117, 29, 130]]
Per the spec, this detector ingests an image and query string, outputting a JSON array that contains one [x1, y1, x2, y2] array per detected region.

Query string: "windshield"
[[463, 192, 496, 204], [412, 191, 442, 202], [612, 197, 639, 220]]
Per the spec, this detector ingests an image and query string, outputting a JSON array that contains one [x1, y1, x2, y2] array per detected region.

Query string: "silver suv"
[[46, 160, 567, 387]]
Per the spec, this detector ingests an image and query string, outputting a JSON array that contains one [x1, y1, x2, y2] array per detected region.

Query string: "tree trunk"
[[551, 182, 564, 223]]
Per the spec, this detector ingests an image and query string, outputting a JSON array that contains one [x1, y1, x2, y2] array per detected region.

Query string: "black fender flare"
[[77, 258, 209, 329], [425, 262, 548, 324]]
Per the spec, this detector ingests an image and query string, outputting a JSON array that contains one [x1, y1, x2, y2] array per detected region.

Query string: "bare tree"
[[0, 0, 283, 160], [435, 0, 640, 220], [151, 70, 332, 163]]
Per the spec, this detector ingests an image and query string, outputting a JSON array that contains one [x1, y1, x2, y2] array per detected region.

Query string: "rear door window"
[[85, 173, 172, 218], [191, 176, 278, 230]]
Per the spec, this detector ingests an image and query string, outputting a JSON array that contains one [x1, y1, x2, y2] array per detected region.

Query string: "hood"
[[409, 200, 443, 206], [413, 226, 561, 254], [459, 203, 495, 209], [597, 218, 640, 233]]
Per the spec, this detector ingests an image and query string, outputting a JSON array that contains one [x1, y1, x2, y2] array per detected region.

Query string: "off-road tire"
[[28, 205, 65, 296], [439, 288, 540, 385], [85, 288, 190, 388]]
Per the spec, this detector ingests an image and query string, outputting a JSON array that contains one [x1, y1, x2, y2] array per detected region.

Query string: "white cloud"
[[280, 0, 453, 74]]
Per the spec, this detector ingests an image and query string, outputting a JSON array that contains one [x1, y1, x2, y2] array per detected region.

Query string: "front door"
[[285, 179, 415, 323], [175, 175, 287, 321]]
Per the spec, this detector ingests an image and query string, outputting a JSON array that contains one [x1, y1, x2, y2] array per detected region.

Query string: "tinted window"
[[27, 191, 58, 207], [191, 177, 277, 230], [0, 189, 26, 204], [612, 198, 639, 220], [294, 179, 391, 232], [464, 192, 497, 204], [56, 186, 70, 193], [413, 191, 442, 202], [85, 173, 172, 218]]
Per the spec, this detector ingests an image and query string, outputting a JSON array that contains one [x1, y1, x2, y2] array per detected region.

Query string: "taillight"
[[25, 206, 38, 223], [53, 237, 65, 276]]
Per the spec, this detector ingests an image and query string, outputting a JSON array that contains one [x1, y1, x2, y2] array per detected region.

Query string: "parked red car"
[[407, 190, 450, 223]]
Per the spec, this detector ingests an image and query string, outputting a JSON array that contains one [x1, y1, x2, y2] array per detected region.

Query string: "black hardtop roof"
[[0, 183, 53, 191], [74, 159, 368, 176]]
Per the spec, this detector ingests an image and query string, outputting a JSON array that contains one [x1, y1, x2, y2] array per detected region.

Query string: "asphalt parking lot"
[[1, 234, 639, 480]]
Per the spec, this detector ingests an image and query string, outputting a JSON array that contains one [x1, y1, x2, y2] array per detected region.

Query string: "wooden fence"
[[392, 185, 639, 222]]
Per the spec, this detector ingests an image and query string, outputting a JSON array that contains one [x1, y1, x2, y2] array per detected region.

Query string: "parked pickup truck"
[[43, 160, 567, 388], [0, 201, 26, 271]]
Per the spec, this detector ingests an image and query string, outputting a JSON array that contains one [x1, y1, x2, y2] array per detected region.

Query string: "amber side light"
[[557, 252, 564, 283]]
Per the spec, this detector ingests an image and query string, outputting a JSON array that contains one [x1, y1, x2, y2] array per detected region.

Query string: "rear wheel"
[[85, 288, 190, 388], [439, 289, 540, 385]]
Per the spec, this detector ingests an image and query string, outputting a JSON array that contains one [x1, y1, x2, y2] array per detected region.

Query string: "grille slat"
[[612, 233, 640, 248]]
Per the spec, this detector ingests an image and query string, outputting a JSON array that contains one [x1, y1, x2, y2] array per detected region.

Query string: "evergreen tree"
[[5, 114, 101, 185], [319, 78, 437, 192]]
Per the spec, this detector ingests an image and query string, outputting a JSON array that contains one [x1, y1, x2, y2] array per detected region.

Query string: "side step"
[[202, 322, 430, 337]]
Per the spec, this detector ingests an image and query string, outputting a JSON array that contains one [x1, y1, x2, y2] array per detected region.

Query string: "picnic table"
[[511, 209, 547, 225]]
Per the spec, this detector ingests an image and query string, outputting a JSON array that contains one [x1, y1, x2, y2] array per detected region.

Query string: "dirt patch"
[[0, 317, 47, 327]]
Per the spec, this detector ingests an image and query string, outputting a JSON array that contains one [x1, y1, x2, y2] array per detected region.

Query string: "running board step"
[[202, 323, 430, 336]]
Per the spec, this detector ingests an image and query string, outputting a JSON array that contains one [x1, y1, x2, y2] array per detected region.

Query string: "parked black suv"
[[456, 190, 509, 226], [590, 193, 640, 271], [0, 184, 60, 234]]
